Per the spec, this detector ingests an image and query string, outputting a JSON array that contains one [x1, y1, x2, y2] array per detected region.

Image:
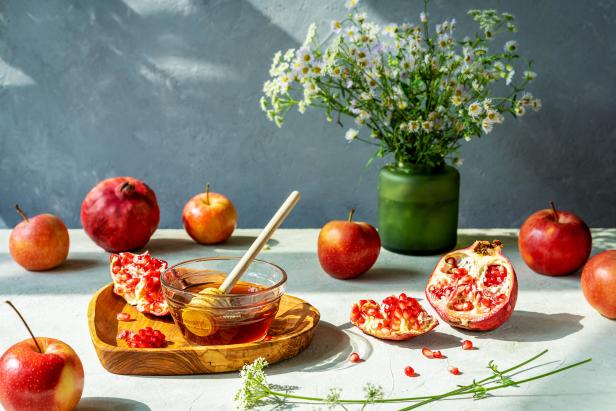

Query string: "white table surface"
[[1, 228, 615, 411]]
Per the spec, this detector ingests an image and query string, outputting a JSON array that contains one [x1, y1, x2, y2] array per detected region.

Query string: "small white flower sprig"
[[234, 351, 590, 410], [261, 0, 542, 169]]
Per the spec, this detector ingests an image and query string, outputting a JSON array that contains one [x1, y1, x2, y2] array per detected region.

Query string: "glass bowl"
[[161, 257, 287, 346]]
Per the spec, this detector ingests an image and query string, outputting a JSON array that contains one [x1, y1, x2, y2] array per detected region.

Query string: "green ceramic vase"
[[378, 163, 460, 255]]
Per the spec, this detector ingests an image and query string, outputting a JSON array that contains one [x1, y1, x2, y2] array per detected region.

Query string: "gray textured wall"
[[1, 0, 615, 229]]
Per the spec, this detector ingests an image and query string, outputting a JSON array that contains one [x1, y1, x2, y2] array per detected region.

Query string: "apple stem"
[[204, 183, 210, 205], [14, 204, 29, 223], [550, 201, 559, 222], [4, 301, 42, 353], [347, 208, 356, 222]]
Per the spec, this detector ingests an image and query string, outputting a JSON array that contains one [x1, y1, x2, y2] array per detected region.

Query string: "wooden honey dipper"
[[181, 191, 300, 337]]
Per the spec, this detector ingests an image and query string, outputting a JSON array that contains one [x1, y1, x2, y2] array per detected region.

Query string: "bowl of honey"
[[160, 257, 287, 346]]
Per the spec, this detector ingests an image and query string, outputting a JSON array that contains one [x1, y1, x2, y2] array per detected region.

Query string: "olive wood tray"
[[87, 283, 320, 375]]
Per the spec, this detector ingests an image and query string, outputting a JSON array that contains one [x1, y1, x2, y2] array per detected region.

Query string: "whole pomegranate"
[[81, 177, 159, 252], [425, 240, 518, 331], [581, 250, 616, 319]]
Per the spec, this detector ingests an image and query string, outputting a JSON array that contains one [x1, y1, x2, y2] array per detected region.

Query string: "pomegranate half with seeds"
[[110, 251, 169, 316], [350, 293, 438, 340], [425, 240, 517, 331]]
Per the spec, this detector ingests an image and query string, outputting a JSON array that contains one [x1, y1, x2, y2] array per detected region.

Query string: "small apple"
[[518, 202, 592, 276], [0, 301, 84, 411], [581, 250, 616, 319], [182, 183, 237, 244], [9, 205, 70, 271], [318, 208, 381, 280]]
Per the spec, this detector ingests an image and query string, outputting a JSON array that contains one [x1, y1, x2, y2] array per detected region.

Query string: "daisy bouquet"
[[261, 0, 541, 170]]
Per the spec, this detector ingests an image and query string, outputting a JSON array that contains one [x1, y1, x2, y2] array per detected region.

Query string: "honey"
[[171, 280, 280, 345]]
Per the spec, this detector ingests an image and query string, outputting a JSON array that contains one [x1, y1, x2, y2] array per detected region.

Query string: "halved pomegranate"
[[350, 293, 438, 340], [425, 240, 517, 331], [110, 251, 169, 316]]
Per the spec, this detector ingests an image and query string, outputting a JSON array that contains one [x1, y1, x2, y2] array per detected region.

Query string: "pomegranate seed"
[[448, 366, 460, 375], [433, 350, 444, 359], [422, 347, 434, 358], [462, 340, 473, 350], [404, 366, 415, 377], [116, 312, 131, 321], [349, 352, 361, 363]]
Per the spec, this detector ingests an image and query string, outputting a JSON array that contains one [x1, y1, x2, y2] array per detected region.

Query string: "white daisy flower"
[[520, 92, 533, 106], [468, 101, 483, 118], [330, 20, 342, 33], [524, 70, 537, 81], [345, 128, 359, 141], [504, 40, 518, 53], [486, 109, 504, 124], [297, 47, 312, 63], [383, 23, 398, 37], [515, 104, 526, 116], [531, 99, 542, 111], [421, 120, 433, 132], [344, 27, 358, 42], [481, 119, 494, 134], [451, 95, 462, 106], [409, 121, 420, 132], [345, 0, 359, 10]]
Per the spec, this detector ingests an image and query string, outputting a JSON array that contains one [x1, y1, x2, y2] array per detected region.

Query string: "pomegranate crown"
[[472, 240, 503, 256]]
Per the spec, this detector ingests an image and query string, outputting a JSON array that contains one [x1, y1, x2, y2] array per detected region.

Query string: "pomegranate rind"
[[350, 294, 438, 341], [425, 240, 518, 331], [109, 251, 170, 316]]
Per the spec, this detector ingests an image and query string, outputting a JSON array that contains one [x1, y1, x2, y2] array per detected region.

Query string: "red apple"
[[518, 202, 592, 276], [581, 250, 616, 319], [318, 208, 381, 280], [0, 302, 84, 411], [182, 183, 237, 244], [9, 205, 70, 271]]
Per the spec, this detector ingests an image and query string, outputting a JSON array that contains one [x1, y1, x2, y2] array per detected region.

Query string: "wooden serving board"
[[87, 283, 320, 375]]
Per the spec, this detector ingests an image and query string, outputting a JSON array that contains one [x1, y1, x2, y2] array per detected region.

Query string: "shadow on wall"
[[0, 0, 299, 228]]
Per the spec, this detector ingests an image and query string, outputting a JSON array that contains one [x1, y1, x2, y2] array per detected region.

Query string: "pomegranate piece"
[[425, 240, 518, 331], [448, 366, 460, 375], [349, 352, 361, 363], [117, 327, 167, 348], [110, 251, 169, 316], [350, 293, 438, 341], [462, 340, 473, 350], [404, 366, 415, 377], [422, 347, 434, 358], [116, 312, 131, 321]]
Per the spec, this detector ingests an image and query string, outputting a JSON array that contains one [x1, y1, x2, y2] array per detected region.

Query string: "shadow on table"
[[144, 238, 197, 254], [77, 397, 151, 411], [60, 258, 101, 272], [458, 310, 584, 342], [355, 266, 427, 287], [214, 236, 279, 252]]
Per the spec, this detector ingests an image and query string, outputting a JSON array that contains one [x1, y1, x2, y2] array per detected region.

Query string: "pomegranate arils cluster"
[[118, 327, 167, 348], [350, 293, 438, 341], [110, 251, 169, 316]]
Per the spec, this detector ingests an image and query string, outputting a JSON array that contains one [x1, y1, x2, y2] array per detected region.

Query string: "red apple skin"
[[0, 337, 84, 411], [318, 217, 381, 280], [182, 191, 237, 244], [581, 250, 616, 319], [9, 213, 69, 271], [518, 207, 592, 276]]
